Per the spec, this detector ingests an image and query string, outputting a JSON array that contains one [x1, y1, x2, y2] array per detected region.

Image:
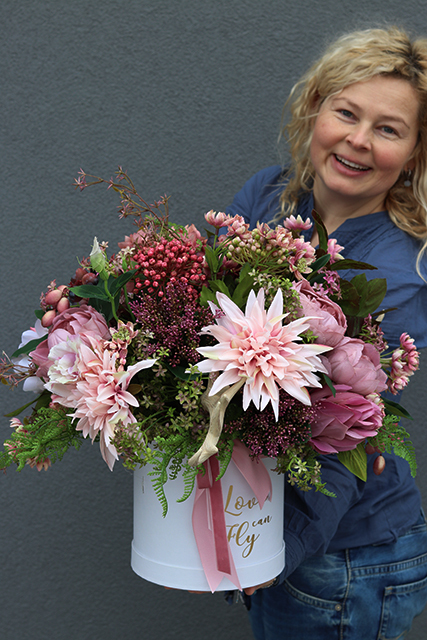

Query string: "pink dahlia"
[[309, 385, 383, 454], [196, 289, 331, 419], [70, 338, 156, 470]]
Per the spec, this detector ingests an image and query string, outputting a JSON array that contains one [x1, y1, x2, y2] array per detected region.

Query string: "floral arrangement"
[[0, 168, 419, 512]]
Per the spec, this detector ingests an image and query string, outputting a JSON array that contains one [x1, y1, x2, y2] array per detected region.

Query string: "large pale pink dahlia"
[[70, 339, 156, 470], [196, 289, 331, 419]]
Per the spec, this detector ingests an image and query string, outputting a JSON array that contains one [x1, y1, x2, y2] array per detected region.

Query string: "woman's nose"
[[346, 124, 371, 150]]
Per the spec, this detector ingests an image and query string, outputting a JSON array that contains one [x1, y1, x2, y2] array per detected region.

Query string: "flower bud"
[[56, 297, 70, 313], [45, 289, 63, 307], [90, 237, 108, 281], [373, 455, 386, 476], [41, 309, 57, 327]]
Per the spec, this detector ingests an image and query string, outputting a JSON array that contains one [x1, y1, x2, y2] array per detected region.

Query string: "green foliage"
[[369, 414, 417, 477], [338, 443, 367, 481], [200, 262, 255, 310], [11, 334, 47, 358], [338, 274, 387, 318], [70, 269, 137, 322], [276, 446, 336, 496], [311, 210, 329, 252], [147, 433, 201, 517], [0, 407, 83, 472]]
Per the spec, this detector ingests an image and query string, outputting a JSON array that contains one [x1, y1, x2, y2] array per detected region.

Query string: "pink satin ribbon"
[[191, 441, 273, 592]]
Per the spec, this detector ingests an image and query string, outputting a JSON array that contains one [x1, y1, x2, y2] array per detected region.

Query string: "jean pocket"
[[283, 578, 342, 611], [378, 574, 427, 640]]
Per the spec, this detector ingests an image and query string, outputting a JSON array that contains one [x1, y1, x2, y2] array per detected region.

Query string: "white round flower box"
[[131, 454, 285, 592]]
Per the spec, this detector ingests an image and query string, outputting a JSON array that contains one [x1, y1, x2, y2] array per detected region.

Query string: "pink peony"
[[326, 337, 388, 395], [44, 336, 86, 407], [30, 305, 110, 379], [293, 279, 347, 347], [309, 385, 383, 454]]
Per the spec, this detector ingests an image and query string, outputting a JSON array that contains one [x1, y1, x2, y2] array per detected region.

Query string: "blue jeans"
[[249, 512, 427, 640]]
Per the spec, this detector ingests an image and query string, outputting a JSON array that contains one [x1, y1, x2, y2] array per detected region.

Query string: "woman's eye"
[[339, 109, 354, 118], [381, 125, 397, 135]]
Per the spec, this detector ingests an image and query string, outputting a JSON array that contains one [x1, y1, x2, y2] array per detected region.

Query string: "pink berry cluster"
[[40, 284, 70, 327], [388, 332, 420, 394], [133, 239, 206, 299]]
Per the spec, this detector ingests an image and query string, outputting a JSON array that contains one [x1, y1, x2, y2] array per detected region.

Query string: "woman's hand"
[[244, 578, 278, 595]]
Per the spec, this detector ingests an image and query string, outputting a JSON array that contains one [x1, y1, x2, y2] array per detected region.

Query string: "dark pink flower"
[[293, 279, 347, 347], [30, 304, 110, 379], [326, 337, 388, 395], [309, 385, 383, 454]]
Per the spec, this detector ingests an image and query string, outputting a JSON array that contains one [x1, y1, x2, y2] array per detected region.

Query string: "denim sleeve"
[[280, 455, 365, 582]]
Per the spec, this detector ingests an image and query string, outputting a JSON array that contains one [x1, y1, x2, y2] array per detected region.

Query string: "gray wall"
[[0, 2, 426, 639]]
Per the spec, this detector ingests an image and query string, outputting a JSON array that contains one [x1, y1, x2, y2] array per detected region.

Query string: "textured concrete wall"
[[0, 1, 426, 639]]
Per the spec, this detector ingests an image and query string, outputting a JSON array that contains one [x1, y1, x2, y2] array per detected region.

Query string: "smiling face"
[[310, 75, 420, 217]]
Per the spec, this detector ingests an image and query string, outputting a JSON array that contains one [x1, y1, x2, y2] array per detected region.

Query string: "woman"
[[226, 27, 427, 640]]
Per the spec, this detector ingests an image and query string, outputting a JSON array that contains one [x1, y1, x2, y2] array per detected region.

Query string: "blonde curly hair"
[[279, 26, 427, 273]]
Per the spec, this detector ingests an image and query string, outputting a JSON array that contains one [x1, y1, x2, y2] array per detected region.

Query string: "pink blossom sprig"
[[221, 221, 316, 276], [383, 332, 420, 394], [283, 214, 312, 236]]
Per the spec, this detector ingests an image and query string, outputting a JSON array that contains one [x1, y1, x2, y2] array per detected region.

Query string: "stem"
[[104, 280, 119, 322]]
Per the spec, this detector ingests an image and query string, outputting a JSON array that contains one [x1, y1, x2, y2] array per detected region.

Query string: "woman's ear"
[[310, 91, 322, 114]]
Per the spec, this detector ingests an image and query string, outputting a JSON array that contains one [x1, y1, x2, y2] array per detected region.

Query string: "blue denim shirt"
[[226, 165, 427, 578]]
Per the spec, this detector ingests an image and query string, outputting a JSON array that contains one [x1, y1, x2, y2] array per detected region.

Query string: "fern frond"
[[1, 407, 83, 472], [372, 414, 417, 477]]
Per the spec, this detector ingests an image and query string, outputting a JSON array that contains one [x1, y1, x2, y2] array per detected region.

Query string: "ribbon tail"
[[192, 459, 242, 592], [231, 440, 272, 509]]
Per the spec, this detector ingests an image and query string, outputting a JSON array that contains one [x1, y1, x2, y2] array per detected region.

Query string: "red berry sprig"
[[133, 238, 206, 299]]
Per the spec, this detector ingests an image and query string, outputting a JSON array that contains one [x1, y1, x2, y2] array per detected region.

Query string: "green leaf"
[[309, 254, 331, 273], [337, 280, 361, 316], [349, 274, 387, 317], [338, 443, 367, 481], [338, 275, 387, 317], [107, 269, 137, 297], [34, 309, 45, 320], [330, 259, 377, 271], [312, 210, 328, 251], [70, 283, 110, 301], [232, 274, 255, 308], [4, 391, 51, 417], [199, 287, 218, 307], [12, 335, 48, 358], [383, 398, 413, 420], [204, 245, 220, 275], [322, 374, 336, 397], [164, 363, 202, 381]]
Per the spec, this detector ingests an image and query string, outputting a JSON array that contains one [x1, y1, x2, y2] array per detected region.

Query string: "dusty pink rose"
[[309, 385, 383, 454], [326, 337, 388, 395], [293, 279, 347, 347], [31, 304, 110, 379]]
